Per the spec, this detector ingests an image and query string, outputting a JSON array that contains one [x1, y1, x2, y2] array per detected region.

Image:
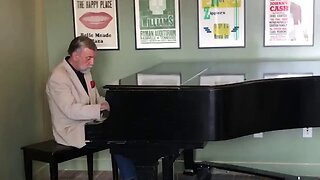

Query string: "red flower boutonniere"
[[90, 80, 96, 88]]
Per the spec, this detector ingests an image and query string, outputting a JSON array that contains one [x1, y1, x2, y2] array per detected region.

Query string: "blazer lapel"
[[62, 60, 89, 98]]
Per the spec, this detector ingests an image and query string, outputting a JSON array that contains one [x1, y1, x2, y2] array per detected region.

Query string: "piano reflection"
[[85, 76, 320, 180]]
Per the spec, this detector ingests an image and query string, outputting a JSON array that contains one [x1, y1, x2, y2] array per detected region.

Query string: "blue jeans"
[[114, 154, 137, 180], [83, 144, 137, 180]]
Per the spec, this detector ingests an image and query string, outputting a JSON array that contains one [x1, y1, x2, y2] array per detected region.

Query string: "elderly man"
[[46, 36, 137, 180]]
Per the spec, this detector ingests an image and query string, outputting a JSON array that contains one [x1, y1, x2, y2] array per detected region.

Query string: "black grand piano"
[[85, 62, 320, 180]]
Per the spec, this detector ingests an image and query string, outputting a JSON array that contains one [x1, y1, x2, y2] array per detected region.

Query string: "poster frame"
[[137, 73, 181, 85], [134, 0, 181, 50], [199, 74, 246, 85], [263, 0, 315, 47], [72, 0, 120, 50], [197, 0, 246, 48]]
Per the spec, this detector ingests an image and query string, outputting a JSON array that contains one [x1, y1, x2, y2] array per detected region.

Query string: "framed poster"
[[263, 73, 313, 79], [137, 74, 181, 85], [264, 0, 314, 46], [72, 0, 119, 50], [134, 0, 181, 49], [198, 0, 245, 48], [200, 74, 245, 85]]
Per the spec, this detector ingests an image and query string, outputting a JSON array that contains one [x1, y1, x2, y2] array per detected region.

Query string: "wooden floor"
[[34, 170, 320, 180], [55, 170, 284, 180], [58, 171, 113, 180]]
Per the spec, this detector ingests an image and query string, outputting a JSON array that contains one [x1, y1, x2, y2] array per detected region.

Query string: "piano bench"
[[21, 140, 115, 180]]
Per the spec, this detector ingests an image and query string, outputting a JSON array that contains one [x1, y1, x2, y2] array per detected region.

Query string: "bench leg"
[[49, 162, 58, 180], [87, 154, 93, 180], [23, 152, 33, 180]]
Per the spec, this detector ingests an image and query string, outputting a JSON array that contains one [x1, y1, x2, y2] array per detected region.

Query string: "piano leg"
[[183, 149, 195, 175], [162, 151, 180, 180], [162, 157, 173, 180], [136, 161, 159, 180]]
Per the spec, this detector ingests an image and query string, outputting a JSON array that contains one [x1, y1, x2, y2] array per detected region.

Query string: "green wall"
[[44, 0, 320, 177], [46, 0, 320, 87], [1, 0, 320, 179], [0, 0, 49, 179]]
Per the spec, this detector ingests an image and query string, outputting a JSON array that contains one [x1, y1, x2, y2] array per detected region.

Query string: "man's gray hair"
[[67, 36, 97, 55]]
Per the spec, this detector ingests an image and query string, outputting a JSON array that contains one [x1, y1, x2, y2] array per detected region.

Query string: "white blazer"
[[46, 59, 106, 148]]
